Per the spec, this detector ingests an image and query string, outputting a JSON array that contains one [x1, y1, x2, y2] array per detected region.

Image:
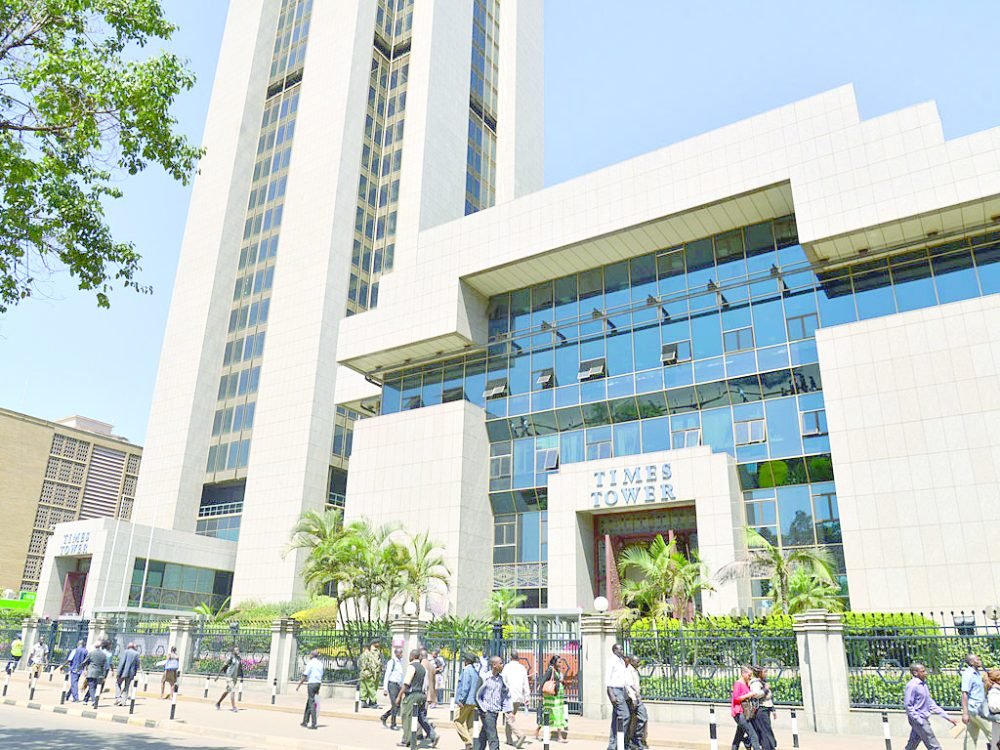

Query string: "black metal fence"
[[43, 619, 90, 665], [0, 619, 24, 664], [294, 622, 390, 684], [189, 620, 271, 680], [104, 615, 171, 671], [619, 620, 802, 705], [845, 611, 1000, 710]]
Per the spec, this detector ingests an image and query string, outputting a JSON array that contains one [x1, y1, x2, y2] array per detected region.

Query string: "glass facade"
[[128, 557, 233, 611], [465, 0, 499, 215], [347, 0, 414, 314], [206, 0, 313, 488], [380, 217, 1000, 609]]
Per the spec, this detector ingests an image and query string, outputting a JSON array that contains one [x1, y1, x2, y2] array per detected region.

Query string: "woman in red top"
[[730, 665, 763, 750]]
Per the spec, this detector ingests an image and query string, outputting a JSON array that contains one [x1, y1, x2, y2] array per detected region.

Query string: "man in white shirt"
[[296, 649, 324, 729], [29, 641, 47, 678], [381, 646, 406, 730], [500, 652, 530, 748], [606, 643, 632, 750], [624, 654, 648, 750]]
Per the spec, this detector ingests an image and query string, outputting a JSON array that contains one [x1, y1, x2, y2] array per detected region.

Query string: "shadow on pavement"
[[0, 723, 244, 750]]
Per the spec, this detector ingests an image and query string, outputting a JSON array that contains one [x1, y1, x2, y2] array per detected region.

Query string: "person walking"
[[419, 648, 438, 737], [296, 649, 324, 729], [432, 649, 446, 705], [607, 644, 633, 750], [903, 662, 956, 749], [360, 640, 383, 709], [82, 640, 112, 704], [731, 665, 763, 750], [501, 652, 530, 748], [962, 653, 993, 750], [214, 646, 242, 712], [476, 656, 513, 750], [381, 645, 406, 730], [984, 668, 1000, 748], [625, 655, 648, 750], [454, 653, 482, 750], [159, 646, 180, 699], [29, 639, 47, 678], [6, 635, 23, 674], [65, 640, 88, 703], [749, 666, 776, 750], [535, 655, 568, 743], [396, 648, 438, 747], [114, 642, 140, 706], [80, 641, 108, 709]]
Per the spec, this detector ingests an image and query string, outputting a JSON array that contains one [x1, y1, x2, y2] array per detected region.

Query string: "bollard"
[[449, 695, 456, 722], [709, 704, 718, 750], [237, 679, 243, 703], [409, 726, 417, 750], [61, 670, 70, 705], [169, 682, 178, 720], [29, 674, 36, 701], [143, 670, 149, 693], [616, 715, 625, 750], [542, 709, 550, 750], [881, 711, 892, 750], [790, 708, 800, 749], [49, 665, 54, 682], [271, 677, 277, 705], [3, 669, 11, 697], [354, 685, 360, 713], [129, 677, 138, 715], [203, 677, 209, 699], [93, 679, 102, 709], [473, 714, 482, 741]]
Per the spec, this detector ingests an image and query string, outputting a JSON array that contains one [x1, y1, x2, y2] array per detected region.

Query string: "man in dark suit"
[[114, 643, 140, 706]]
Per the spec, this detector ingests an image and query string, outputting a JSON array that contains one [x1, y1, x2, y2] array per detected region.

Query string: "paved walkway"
[[0, 670, 970, 749]]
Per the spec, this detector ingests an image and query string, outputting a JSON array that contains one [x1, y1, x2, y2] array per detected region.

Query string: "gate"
[[294, 622, 390, 684], [103, 615, 171, 671], [45, 619, 90, 664], [189, 620, 271, 680]]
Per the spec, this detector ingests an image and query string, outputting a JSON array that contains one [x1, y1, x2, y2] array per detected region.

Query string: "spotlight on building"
[[593, 596, 609, 613]]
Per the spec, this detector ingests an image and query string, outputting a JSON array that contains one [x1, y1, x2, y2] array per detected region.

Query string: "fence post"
[[20, 617, 41, 673], [580, 613, 615, 720], [169, 617, 196, 676], [793, 609, 851, 734], [267, 617, 299, 696]]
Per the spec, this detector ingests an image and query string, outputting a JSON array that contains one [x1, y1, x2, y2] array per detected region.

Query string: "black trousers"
[[752, 708, 776, 750], [475, 710, 501, 750], [302, 682, 321, 726], [732, 713, 761, 750], [381, 681, 401, 725]]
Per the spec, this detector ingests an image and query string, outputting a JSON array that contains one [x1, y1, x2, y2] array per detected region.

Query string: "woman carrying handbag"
[[535, 656, 569, 743]]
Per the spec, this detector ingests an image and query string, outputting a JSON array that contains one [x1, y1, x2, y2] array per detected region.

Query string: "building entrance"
[[594, 506, 697, 610]]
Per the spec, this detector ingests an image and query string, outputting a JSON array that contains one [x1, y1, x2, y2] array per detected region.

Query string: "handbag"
[[743, 697, 759, 720], [542, 679, 557, 697]]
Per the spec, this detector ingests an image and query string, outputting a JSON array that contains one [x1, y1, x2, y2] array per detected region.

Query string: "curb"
[[1, 697, 158, 728]]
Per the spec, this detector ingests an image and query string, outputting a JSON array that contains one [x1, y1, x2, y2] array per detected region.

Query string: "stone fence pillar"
[[89, 616, 110, 646], [793, 609, 851, 734], [267, 617, 300, 693], [19, 617, 40, 671], [580, 613, 616, 720], [391, 615, 424, 657], [169, 617, 196, 675]]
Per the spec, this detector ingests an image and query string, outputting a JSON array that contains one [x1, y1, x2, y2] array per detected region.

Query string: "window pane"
[[777, 485, 814, 546]]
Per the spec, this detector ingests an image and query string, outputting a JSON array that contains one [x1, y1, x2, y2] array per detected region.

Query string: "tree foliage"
[[717, 527, 837, 614], [0, 0, 203, 312], [617, 534, 715, 623], [486, 588, 527, 625]]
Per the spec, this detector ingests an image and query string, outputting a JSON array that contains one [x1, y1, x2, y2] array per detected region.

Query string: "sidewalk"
[[0, 670, 969, 749]]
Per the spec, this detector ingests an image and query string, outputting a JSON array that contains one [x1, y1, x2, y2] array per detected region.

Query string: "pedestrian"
[[903, 662, 956, 750], [501, 651, 530, 748], [360, 640, 383, 709], [381, 645, 406, 730], [476, 655, 512, 750], [625, 655, 648, 750], [419, 647, 438, 735], [606, 643, 633, 750], [535, 655, 568, 743], [749, 665, 777, 750], [454, 653, 482, 750], [214, 646, 242, 712], [80, 641, 108, 709], [114, 642, 140, 706], [961, 653, 993, 750], [982, 668, 1000, 748], [396, 648, 438, 747], [432, 648, 446, 705], [64, 640, 87, 703], [296, 648, 323, 729], [730, 665, 763, 750], [29, 639, 46, 678], [6, 635, 23, 674], [158, 646, 180, 699]]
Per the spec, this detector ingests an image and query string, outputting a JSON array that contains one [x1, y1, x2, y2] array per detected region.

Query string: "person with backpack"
[[214, 646, 243, 712], [454, 653, 482, 750]]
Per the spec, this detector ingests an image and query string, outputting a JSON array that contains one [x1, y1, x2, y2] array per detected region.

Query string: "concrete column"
[[580, 613, 616, 720], [169, 617, 196, 675], [19, 618, 40, 671], [267, 618, 300, 693], [793, 609, 851, 734], [391, 616, 424, 657], [90, 617, 111, 646]]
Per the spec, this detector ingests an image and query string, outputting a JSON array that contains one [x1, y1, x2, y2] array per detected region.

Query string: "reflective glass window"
[[765, 396, 803, 458], [641, 416, 669, 453], [613, 422, 641, 456], [890, 253, 936, 312], [777, 485, 814, 546], [852, 263, 895, 320], [932, 250, 978, 304]]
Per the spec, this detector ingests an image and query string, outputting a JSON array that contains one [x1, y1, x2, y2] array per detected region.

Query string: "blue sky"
[[1, 0, 998, 443]]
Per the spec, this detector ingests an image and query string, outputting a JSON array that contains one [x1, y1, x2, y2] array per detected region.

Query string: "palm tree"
[[487, 588, 526, 624], [717, 527, 836, 614], [786, 568, 845, 614], [400, 531, 451, 615], [193, 597, 233, 622], [672, 552, 716, 623], [617, 535, 715, 622]]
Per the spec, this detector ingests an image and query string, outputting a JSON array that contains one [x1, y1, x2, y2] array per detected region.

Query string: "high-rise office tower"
[[129, 0, 543, 603]]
